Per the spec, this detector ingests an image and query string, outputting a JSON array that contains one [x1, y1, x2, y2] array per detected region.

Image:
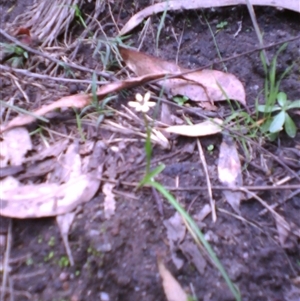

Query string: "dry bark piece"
[[119, 47, 246, 105]]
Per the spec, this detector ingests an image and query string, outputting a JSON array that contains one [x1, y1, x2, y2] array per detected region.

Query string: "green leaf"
[[277, 92, 287, 107], [138, 164, 165, 187], [173, 95, 189, 106], [284, 113, 297, 138], [14, 46, 24, 55], [287, 100, 300, 110], [257, 105, 281, 113], [269, 111, 285, 133]]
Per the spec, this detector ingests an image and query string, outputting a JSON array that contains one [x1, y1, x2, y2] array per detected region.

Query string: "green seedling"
[[0, 42, 28, 66], [48, 236, 56, 247], [173, 95, 189, 106], [94, 35, 129, 70], [156, 0, 169, 51], [257, 42, 296, 139], [79, 72, 116, 129], [258, 91, 300, 138], [58, 256, 70, 268], [216, 21, 228, 30], [207, 144, 214, 154], [44, 251, 54, 262], [73, 4, 87, 28], [26, 257, 34, 266]]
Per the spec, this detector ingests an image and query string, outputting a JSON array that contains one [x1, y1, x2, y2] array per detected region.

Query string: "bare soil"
[[1, 1, 300, 301]]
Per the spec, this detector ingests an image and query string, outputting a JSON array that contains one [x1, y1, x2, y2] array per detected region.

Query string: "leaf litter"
[[1, 1, 299, 299], [0, 138, 105, 265], [119, 47, 246, 105]]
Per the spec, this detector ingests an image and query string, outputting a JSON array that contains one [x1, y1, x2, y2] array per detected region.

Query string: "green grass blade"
[[150, 181, 241, 301]]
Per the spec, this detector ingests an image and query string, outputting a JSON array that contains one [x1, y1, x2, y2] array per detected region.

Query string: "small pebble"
[[100, 292, 110, 301]]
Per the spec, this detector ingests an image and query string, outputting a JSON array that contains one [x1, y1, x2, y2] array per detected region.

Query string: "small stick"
[[197, 139, 217, 222]]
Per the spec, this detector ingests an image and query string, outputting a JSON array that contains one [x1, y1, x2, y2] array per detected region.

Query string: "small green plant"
[[58, 256, 70, 268], [207, 144, 214, 154], [44, 251, 55, 262], [216, 21, 228, 30], [258, 43, 296, 139], [72, 4, 87, 28], [173, 95, 189, 106], [48, 236, 56, 247], [0, 42, 28, 67], [258, 91, 300, 138], [79, 72, 116, 129]]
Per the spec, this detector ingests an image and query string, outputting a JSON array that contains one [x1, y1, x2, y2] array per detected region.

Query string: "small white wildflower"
[[128, 91, 156, 113]]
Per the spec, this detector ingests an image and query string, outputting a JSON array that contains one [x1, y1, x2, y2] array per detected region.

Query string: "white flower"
[[128, 91, 156, 113]]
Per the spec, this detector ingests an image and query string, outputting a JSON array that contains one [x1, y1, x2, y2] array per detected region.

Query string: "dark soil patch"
[[1, 2, 300, 301]]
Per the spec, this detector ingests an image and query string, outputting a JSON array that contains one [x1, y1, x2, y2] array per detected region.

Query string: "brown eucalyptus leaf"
[[119, 47, 246, 105]]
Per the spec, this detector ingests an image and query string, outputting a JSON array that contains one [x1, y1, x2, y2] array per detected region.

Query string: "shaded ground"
[[1, 1, 300, 301]]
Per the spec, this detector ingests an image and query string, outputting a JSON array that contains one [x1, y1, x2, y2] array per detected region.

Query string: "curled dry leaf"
[[157, 257, 188, 301], [0, 175, 100, 218], [218, 134, 244, 213], [119, 47, 246, 105], [119, 0, 300, 36], [0, 142, 104, 219], [164, 118, 223, 137]]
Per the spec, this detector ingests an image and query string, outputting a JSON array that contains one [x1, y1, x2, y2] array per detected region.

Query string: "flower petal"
[[135, 93, 143, 102], [128, 101, 139, 108], [144, 91, 151, 102], [147, 101, 156, 107]]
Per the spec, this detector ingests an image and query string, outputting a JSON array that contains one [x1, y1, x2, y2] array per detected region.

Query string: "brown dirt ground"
[[1, 1, 300, 301]]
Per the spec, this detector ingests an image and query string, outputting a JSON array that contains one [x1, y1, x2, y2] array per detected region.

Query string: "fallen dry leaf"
[[179, 240, 207, 275], [0, 174, 100, 218], [164, 118, 223, 137], [0, 127, 32, 166], [119, 0, 300, 36], [103, 183, 116, 219], [0, 142, 104, 218], [163, 212, 186, 269], [0, 73, 168, 133], [218, 134, 244, 213], [157, 257, 188, 301], [119, 47, 246, 105]]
